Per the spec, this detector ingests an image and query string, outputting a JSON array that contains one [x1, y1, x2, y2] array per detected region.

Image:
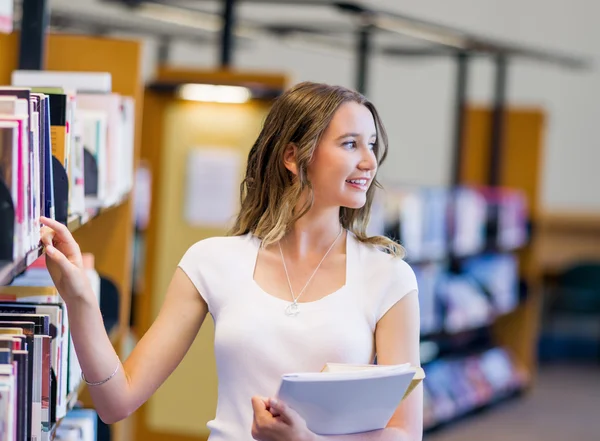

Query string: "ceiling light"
[[177, 84, 252, 104]]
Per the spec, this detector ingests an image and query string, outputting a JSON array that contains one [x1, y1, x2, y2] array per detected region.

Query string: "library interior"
[[0, 1, 599, 440]]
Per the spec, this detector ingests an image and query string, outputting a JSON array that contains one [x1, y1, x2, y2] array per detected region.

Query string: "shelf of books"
[[0, 31, 143, 441], [371, 183, 532, 431]]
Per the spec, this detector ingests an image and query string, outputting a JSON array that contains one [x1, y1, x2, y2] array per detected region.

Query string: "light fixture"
[[177, 84, 252, 104], [137, 2, 222, 33], [136, 2, 264, 39], [375, 16, 469, 49]]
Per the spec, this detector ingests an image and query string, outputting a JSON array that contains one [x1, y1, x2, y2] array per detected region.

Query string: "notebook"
[[277, 363, 425, 435]]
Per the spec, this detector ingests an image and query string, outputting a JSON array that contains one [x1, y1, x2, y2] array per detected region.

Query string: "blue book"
[[41, 95, 55, 219], [55, 408, 98, 441]]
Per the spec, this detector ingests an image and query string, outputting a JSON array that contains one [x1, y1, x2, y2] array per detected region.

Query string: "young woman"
[[40, 82, 422, 441]]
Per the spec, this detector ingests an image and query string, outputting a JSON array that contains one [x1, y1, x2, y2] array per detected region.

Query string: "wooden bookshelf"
[[0, 31, 144, 441], [461, 105, 546, 382]]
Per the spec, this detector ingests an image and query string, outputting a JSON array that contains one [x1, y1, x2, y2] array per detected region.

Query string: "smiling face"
[[234, 82, 390, 245], [306, 101, 378, 210]]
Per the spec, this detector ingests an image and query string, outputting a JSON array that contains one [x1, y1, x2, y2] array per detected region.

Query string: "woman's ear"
[[283, 143, 298, 176]]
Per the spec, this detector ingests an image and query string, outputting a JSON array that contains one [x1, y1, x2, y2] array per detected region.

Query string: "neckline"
[[248, 230, 354, 309]]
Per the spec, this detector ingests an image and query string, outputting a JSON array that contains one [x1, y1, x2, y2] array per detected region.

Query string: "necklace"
[[279, 226, 343, 317]]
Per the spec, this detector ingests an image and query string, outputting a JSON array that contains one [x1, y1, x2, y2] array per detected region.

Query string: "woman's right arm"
[[40, 217, 208, 424]]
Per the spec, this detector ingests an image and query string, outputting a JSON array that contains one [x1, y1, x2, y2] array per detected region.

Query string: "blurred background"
[[0, 1, 599, 440]]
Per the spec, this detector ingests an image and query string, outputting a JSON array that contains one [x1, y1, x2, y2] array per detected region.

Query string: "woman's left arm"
[[374, 288, 423, 440], [313, 289, 423, 441]]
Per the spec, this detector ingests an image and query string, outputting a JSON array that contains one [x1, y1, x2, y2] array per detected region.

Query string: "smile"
[[345, 179, 369, 190]]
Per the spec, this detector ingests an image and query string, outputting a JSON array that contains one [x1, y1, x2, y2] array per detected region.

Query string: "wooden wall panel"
[[461, 106, 546, 219]]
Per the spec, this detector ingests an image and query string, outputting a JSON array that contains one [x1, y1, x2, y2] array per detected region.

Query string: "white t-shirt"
[[178, 231, 418, 441]]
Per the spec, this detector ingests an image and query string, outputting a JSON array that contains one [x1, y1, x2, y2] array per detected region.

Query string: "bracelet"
[[81, 361, 120, 387]]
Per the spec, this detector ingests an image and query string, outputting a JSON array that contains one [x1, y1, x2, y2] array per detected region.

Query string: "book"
[[0, 121, 20, 260], [0, 322, 36, 441], [0, 95, 30, 259], [76, 93, 126, 206], [0, 88, 35, 254], [276, 363, 425, 435], [54, 408, 98, 441], [13, 349, 29, 441], [11, 70, 112, 94], [0, 303, 65, 422], [0, 361, 17, 441], [0, 313, 52, 431]]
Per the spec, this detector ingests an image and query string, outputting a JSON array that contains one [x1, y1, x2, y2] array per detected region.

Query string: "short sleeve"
[[178, 241, 214, 312], [376, 258, 419, 322]]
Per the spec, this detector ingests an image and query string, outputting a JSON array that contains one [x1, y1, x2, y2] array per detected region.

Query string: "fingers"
[[40, 226, 55, 247], [45, 244, 71, 271], [251, 396, 268, 415], [268, 398, 292, 425], [269, 405, 281, 418], [40, 216, 72, 243]]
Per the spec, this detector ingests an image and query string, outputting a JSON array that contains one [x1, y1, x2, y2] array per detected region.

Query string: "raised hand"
[[39, 216, 91, 302]]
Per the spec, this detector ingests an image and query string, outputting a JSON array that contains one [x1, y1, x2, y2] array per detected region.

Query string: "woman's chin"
[[340, 197, 367, 210]]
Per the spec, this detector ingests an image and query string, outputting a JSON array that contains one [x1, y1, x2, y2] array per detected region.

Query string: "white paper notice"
[[183, 148, 242, 227]]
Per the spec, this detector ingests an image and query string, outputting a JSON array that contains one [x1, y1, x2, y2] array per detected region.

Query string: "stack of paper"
[[277, 363, 424, 435]]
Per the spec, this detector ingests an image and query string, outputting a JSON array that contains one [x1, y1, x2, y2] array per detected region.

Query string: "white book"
[[58, 302, 69, 419], [0, 367, 16, 441], [277, 363, 424, 436], [398, 190, 424, 261], [77, 94, 122, 207], [68, 329, 82, 396], [80, 110, 108, 205], [68, 98, 86, 216], [11, 71, 112, 94], [120, 96, 136, 197], [0, 97, 31, 259], [30, 107, 41, 249], [32, 334, 44, 439], [0, 121, 20, 260], [0, 383, 13, 441]]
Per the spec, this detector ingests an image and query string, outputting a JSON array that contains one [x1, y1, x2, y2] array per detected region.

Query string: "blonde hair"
[[229, 82, 404, 257]]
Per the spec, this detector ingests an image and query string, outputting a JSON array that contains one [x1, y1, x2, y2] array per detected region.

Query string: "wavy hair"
[[229, 81, 403, 257]]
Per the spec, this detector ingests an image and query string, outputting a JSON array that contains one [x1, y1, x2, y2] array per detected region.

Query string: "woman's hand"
[[251, 396, 315, 441], [39, 216, 91, 302]]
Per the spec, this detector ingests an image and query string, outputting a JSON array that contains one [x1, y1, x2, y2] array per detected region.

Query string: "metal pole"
[[355, 25, 372, 95], [19, 0, 50, 70], [488, 55, 508, 187], [450, 52, 469, 186], [158, 37, 171, 66], [220, 0, 236, 68]]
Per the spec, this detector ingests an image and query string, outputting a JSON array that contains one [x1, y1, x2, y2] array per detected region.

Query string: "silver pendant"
[[285, 302, 299, 317]]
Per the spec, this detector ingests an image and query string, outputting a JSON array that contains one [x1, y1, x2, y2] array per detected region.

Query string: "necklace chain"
[[279, 227, 343, 316]]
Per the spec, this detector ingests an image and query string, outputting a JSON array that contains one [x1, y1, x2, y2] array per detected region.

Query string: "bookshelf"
[[0, 30, 143, 441], [384, 104, 549, 430], [375, 182, 531, 431], [461, 105, 546, 380]]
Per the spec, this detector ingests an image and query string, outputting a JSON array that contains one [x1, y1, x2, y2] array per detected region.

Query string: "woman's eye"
[[343, 141, 357, 149], [368, 142, 376, 150]]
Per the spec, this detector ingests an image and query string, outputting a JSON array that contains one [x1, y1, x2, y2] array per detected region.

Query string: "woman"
[[40, 82, 422, 441]]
